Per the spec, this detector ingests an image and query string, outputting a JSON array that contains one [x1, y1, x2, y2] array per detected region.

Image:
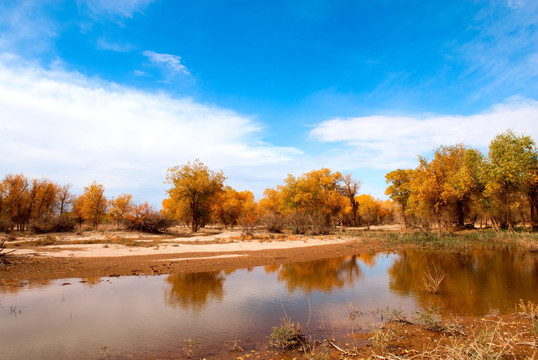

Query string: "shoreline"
[[1, 235, 402, 283], [2, 227, 537, 284]]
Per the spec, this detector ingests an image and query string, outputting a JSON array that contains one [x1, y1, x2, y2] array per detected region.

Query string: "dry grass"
[[0, 239, 16, 266], [366, 311, 536, 360], [518, 299, 538, 336], [270, 313, 306, 350], [423, 264, 447, 294]]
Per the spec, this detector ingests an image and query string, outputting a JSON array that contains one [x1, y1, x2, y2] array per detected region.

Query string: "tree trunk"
[[529, 190, 537, 231], [455, 200, 464, 228], [401, 204, 408, 230]]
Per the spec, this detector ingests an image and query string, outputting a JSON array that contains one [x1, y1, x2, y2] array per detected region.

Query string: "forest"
[[0, 130, 536, 235]]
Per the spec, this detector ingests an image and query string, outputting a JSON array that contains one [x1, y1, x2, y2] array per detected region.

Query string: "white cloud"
[[96, 38, 133, 52], [457, 1, 538, 98], [0, 2, 58, 55], [310, 97, 538, 170], [0, 56, 300, 203], [79, 0, 154, 19], [507, 0, 525, 9], [143, 50, 190, 75]]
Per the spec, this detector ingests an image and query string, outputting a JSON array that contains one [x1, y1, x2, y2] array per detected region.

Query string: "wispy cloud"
[[507, 0, 525, 9], [0, 56, 300, 202], [456, 1, 538, 99], [96, 37, 133, 52], [310, 97, 538, 170], [0, 2, 58, 56], [143, 50, 190, 75], [78, 0, 154, 19]]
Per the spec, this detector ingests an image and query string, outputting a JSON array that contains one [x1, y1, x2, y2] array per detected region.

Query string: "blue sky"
[[1, 0, 538, 205]]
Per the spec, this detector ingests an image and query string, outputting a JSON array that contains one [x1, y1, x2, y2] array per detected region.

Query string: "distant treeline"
[[0, 130, 536, 234]]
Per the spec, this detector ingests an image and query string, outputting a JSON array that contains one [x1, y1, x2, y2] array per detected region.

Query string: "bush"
[[262, 213, 285, 233], [286, 212, 332, 235], [0, 239, 14, 266], [124, 203, 175, 233], [270, 316, 306, 350], [30, 216, 76, 233], [239, 212, 258, 236], [308, 213, 331, 235], [287, 212, 310, 234], [35, 235, 58, 246], [0, 219, 14, 233]]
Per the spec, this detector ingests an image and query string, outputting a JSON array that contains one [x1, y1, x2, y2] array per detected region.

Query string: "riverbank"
[[0, 227, 402, 283], [246, 310, 538, 360], [1, 227, 537, 284]]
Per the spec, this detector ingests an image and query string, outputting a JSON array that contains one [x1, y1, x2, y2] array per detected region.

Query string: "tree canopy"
[[163, 159, 226, 232]]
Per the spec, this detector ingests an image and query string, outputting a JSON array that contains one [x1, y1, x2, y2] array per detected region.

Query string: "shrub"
[[286, 212, 332, 235], [30, 216, 76, 233], [287, 212, 310, 234], [262, 213, 285, 233], [270, 315, 306, 350], [308, 213, 331, 235], [35, 235, 58, 246], [0, 219, 14, 233], [124, 202, 175, 233], [239, 212, 258, 236]]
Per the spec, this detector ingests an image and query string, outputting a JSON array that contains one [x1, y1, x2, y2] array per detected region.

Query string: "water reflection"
[[0, 279, 51, 294], [2, 249, 537, 359], [165, 271, 227, 311], [80, 277, 102, 287], [388, 248, 538, 316], [264, 254, 377, 294]]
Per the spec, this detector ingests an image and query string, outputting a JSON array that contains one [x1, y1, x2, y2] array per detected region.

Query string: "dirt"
[[0, 228, 404, 283], [230, 313, 538, 360]]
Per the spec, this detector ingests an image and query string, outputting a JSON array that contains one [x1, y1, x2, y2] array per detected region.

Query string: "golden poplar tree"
[[80, 182, 107, 229], [163, 159, 225, 232]]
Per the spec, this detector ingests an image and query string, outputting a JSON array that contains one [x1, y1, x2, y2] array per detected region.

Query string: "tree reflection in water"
[[265, 254, 376, 294], [164, 271, 227, 311], [388, 248, 538, 316], [0, 279, 52, 294]]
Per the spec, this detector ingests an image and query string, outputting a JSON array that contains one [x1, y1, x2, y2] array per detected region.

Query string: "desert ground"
[[1, 225, 404, 283]]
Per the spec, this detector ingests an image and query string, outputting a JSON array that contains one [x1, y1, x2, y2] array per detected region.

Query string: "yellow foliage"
[[80, 181, 107, 229], [280, 168, 346, 219], [212, 187, 257, 228], [163, 159, 225, 232], [108, 193, 134, 227]]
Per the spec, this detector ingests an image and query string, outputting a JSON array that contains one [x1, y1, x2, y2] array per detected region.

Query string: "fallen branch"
[[327, 339, 358, 356], [0, 239, 16, 266], [516, 341, 538, 348]]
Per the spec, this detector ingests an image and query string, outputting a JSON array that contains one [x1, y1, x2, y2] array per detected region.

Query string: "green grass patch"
[[351, 229, 538, 252]]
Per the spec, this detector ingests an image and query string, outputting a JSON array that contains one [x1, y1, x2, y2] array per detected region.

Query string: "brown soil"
[[243, 313, 538, 359], [0, 234, 401, 283]]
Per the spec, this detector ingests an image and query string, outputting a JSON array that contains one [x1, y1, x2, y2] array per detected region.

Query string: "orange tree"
[[212, 186, 257, 229], [385, 169, 414, 229], [163, 159, 225, 232], [258, 187, 285, 232], [0, 174, 70, 231], [279, 168, 348, 233], [80, 181, 107, 229], [108, 193, 134, 228]]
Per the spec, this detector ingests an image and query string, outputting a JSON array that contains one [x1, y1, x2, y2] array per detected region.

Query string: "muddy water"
[[1, 249, 537, 359]]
